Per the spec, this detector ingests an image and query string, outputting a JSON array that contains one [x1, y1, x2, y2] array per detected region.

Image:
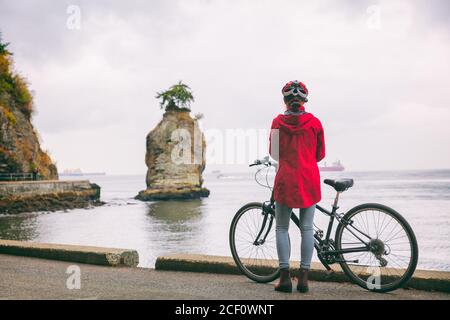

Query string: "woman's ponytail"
[[284, 96, 300, 112], [289, 101, 300, 112]]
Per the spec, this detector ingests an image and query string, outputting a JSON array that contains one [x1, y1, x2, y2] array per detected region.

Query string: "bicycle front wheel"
[[335, 203, 418, 293], [229, 202, 281, 283]]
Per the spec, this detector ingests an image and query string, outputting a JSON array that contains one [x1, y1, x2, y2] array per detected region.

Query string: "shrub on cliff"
[[156, 81, 194, 112], [0, 34, 34, 119], [1, 106, 17, 125]]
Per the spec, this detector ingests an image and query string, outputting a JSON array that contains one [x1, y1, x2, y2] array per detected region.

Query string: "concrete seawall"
[[155, 254, 450, 293], [0, 180, 102, 214], [0, 180, 97, 196], [0, 240, 139, 267]]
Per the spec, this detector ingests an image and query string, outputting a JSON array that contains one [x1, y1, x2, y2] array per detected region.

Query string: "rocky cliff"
[[136, 111, 209, 200], [0, 39, 58, 179]]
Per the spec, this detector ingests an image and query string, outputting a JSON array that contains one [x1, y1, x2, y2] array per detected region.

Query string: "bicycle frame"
[[256, 189, 375, 270]]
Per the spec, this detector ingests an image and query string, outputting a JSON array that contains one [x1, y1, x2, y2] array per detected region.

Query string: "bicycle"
[[229, 156, 419, 293]]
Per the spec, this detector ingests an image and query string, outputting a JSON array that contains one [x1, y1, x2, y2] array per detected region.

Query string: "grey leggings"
[[275, 202, 316, 270]]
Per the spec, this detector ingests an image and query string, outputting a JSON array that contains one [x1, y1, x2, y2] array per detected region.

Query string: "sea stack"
[[136, 110, 210, 201]]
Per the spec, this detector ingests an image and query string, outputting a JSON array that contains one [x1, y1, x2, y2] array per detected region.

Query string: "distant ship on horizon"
[[319, 160, 345, 172], [211, 170, 225, 178], [59, 168, 106, 176]]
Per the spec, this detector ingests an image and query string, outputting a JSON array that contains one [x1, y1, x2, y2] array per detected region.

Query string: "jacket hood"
[[275, 112, 315, 135]]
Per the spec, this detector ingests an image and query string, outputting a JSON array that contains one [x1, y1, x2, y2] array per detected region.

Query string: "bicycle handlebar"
[[249, 156, 278, 169]]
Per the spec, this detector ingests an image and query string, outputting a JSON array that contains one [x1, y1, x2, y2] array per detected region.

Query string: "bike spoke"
[[336, 207, 416, 291], [232, 205, 279, 277]]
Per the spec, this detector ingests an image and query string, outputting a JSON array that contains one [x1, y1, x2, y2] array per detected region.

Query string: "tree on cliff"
[[0, 35, 11, 56], [156, 81, 194, 112]]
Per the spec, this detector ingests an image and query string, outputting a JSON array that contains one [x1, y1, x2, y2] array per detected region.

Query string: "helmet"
[[282, 80, 308, 102]]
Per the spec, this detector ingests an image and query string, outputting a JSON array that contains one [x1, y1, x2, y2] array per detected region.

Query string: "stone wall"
[[0, 180, 102, 214]]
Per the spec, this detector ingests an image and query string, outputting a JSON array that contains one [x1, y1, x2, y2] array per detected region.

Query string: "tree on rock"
[[156, 81, 194, 112]]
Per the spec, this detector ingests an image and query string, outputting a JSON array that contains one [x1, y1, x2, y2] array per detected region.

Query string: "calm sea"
[[0, 169, 449, 271]]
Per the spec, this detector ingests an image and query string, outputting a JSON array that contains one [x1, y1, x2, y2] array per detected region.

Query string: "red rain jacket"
[[269, 112, 325, 208]]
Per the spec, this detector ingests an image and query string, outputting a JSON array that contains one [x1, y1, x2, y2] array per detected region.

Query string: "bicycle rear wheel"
[[335, 203, 418, 293], [229, 202, 281, 283]]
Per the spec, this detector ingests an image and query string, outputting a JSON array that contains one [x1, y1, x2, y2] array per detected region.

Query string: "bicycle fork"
[[253, 203, 274, 246]]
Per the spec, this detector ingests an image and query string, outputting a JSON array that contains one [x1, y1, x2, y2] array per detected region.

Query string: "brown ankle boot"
[[274, 268, 292, 293], [297, 268, 309, 293]]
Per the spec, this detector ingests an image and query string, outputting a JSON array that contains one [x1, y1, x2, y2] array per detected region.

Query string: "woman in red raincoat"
[[269, 80, 325, 293]]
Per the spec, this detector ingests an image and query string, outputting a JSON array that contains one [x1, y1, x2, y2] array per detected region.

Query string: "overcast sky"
[[1, 0, 449, 174]]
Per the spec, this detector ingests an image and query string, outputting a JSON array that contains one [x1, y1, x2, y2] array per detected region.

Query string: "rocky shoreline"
[[0, 180, 103, 214]]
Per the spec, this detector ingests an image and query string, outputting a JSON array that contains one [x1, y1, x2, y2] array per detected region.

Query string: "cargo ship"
[[319, 160, 345, 172]]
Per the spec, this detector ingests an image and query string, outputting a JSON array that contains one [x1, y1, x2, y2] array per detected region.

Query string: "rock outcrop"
[[136, 111, 209, 201], [0, 106, 58, 179], [0, 42, 57, 179]]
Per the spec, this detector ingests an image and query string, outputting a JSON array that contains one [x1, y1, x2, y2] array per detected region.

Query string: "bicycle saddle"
[[324, 179, 354, 192]]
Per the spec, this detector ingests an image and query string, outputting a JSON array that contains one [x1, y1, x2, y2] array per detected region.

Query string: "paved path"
[[0, 254, 448, 300]]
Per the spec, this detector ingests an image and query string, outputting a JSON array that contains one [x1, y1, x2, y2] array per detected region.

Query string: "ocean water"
[[0, 169, 449, 271]]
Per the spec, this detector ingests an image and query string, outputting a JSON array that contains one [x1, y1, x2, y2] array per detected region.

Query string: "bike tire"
[[229, 202, 280, 283], [335, 203, 419, 293]]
